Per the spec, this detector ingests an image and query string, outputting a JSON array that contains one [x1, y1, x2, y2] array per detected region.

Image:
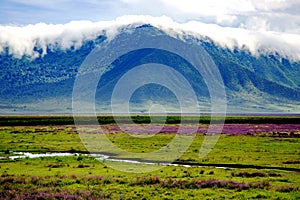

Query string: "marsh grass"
[[1, 125, 299, 169], [0, 158, 299, 199], [0, 116, 299, 199]]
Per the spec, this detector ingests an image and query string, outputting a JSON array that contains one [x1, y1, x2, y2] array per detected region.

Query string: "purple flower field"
[[102, 124, 300, 136]]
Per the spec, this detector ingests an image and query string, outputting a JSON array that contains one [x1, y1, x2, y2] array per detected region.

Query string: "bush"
[[275, 185, 298, 192], [231, 171, 266, 178]]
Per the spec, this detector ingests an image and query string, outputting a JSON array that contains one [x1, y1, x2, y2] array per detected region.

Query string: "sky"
[[1, 0, 300, 60], [1, 0, 300, 33]]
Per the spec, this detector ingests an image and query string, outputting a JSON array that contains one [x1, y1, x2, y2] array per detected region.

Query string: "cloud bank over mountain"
[[1, 15, 300, 60]]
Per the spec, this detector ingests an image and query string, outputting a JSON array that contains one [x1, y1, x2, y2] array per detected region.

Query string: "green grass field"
[[0, 116, 299, 199]]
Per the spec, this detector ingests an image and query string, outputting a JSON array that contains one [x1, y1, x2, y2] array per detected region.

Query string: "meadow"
[[0, 115, 299, 199]]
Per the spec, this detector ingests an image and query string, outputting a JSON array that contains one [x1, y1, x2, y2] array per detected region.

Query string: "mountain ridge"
[[1, 25, 299, 114]]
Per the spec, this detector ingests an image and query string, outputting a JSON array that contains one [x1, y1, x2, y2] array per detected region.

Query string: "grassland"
[[0, 115, 299, 199]]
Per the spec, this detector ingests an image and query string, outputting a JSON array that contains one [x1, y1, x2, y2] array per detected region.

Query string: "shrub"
[[47, 163, 65, 168], [77, 164, 89, 168], [208, 171, 214, 175], [131, 176, 161, 186], [231, 171, 266, 178], [275, 185, 298, 192]]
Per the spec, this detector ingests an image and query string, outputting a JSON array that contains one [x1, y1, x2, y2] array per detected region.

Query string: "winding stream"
[[2, 152, 299, 172], [0, 152, 215, 168]]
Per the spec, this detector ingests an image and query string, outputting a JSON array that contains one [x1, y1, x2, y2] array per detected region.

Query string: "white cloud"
[[1, 15, 300, 60], [2, 0, 300, 35], [162, 0, 255, 15], [3, 0, 299, 32]]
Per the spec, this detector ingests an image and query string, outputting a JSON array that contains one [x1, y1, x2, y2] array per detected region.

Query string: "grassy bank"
[[1, 125, 299, 169], [0, 116, 299, 199], [0, 156, 299, 199]]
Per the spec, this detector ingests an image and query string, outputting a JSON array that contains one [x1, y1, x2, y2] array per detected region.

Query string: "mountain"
[[0, 25, 299, 114]]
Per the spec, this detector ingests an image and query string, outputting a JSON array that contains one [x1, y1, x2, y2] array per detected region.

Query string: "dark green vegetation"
[[0, 116, 299, 199], [0, 115, 299, 126]]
